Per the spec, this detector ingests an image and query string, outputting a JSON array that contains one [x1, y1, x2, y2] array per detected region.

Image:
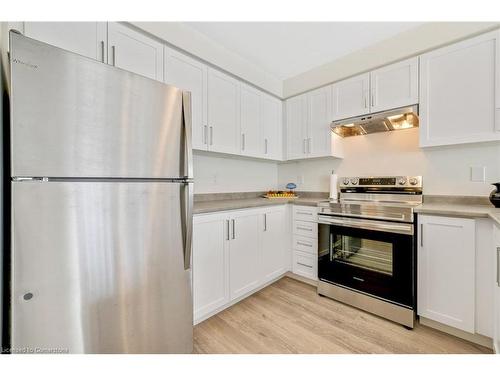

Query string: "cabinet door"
[[229, 211, 262, 300], [164, 47, 208, 151], [107, 22, 164, 81], [262, 207, 286, 283], [193, 214, 230, 323], [307, 85, 335, 158], [331, 73, 370, 120], [207, 68, 240, 155], [286, 94, 308, 160], [23, 22, 107, 62], [240, 84, 262, 157], [261, 94, 283, 160], [370, 57, 418, 113], [418, 215, 475, 333], [419, 30, 500, 147], [494, 225, 500, 353]]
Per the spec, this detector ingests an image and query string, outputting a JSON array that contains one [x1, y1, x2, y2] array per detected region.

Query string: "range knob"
[[350, 178, 359, 185], [342, 178, 350, 185], [398, 178, 407, 185], [409, 177, 419, 186]]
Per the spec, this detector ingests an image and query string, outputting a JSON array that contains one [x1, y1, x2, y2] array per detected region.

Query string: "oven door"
[[318, 215, 415, 308]]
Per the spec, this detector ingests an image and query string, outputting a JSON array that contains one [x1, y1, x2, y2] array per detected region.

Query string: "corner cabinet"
[[261, 94, 283, 160], [419, 30, 500, 147], [107, 22, 164, 82], [193, 206, 287, 324], [417, 215, 476, 332], [286, 86, 343, 161]]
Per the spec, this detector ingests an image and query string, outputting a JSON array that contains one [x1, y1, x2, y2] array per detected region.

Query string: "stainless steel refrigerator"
[[8, 31, 194, 354]]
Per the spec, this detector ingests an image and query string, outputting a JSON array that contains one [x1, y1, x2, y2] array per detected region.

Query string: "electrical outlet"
[[470, 166, 486, 182]]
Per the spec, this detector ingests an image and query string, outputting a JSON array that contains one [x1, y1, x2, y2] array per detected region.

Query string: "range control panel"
[[339, 176, 422, 188]]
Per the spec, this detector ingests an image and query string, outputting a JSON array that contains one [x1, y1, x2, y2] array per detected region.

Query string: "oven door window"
[[318, 222, 414, 307], [332, 236, 393, 276]]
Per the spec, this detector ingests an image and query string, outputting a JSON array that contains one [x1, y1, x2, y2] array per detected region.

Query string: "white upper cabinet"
[[418, 215, 476, 333], [332, 73, 370, 120], [23, 22, 107, 62], [419, 30, 500, 147], [164, 47, 208, 151], [308, 86, 335, 158], [370, 57, 418, 113], [207, 68, 240, 155], [107, 23, 164, 81], [261, 94, 283, 160], [240, 84, 262, 158], [286, 94, 308, 160]]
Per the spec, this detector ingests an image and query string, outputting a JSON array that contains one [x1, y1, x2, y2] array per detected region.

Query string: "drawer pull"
[[297, 262, 313, 269], [297, 211, 313, 215], [297, 226, 312, 231], [297, 241, 312, 247]]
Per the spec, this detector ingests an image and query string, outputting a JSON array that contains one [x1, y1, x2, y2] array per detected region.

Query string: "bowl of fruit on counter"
[[263, 183, 298, 199]]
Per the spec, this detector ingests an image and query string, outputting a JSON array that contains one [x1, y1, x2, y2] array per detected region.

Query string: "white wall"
[[283, 22, 500, 98], [278, 128, 500, 196], [193, 151, 278, 194]]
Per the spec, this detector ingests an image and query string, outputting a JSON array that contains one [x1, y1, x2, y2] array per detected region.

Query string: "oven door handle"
[[318, 215, 414, 235]]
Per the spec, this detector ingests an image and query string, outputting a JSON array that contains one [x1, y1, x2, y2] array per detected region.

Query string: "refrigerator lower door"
[[11, 181, 193, 354]]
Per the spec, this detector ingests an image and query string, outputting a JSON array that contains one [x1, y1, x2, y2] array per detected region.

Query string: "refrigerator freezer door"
[[11, 181, 193, 353], [10, 32, 188, 179]]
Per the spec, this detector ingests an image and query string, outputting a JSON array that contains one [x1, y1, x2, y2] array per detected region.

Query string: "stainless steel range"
[[316, 176, 422, 328]]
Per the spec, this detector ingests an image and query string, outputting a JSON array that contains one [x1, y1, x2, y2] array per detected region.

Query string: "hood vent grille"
[[331, 105, 419, 138]]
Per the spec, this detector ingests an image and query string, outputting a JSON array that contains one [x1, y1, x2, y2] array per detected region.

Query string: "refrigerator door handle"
[[182, 91, 194, 180], [181, 182, 194, 270]]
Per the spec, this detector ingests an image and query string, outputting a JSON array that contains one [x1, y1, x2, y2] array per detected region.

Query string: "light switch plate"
[[470, 166, 486, 182]]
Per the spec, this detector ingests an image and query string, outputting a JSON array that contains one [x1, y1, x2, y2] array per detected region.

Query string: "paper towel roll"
[[329, 172, 338, 200]]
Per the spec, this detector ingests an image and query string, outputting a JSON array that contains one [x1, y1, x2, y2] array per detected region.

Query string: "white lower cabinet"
[[494, 224, 500, 353], [292, 205, 318, 281], [193, 206, 286, 323], [417, 215, 480, 334], [229, 210, 262, 300], [192, 212, 230, 323]]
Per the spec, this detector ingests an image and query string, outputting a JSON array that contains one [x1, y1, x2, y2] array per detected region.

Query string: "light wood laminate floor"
[[193, 277, 492, 354]]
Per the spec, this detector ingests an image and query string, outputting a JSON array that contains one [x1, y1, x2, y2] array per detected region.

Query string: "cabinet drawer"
[[293, 235, 317, 255], [293, 220, 318, 238], [293, 250, 317, 280], [293, 205, 318, 222]]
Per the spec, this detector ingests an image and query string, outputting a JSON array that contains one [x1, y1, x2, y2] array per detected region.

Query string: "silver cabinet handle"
[[241, 133, 245, 151], [264, 138, 268, 154], [303, 139, 306, 154], [231, 219, 235, 239], [364, 92, 368, 108], [297, 211, 313, 215], [203, 125, 208, 145], [297, 262, 313, 269], [111, 45, 116, 66], [371, 88, 376, 107], [308, 138, 311, 154], [226, 220, 230, 241], [296, 241, 312, 247], [420, 223, 423, 247], [497, 247, 500, 286], [209, 126, 213, 145], [100, 40, 105, 63], [297, 225, 312, 231], [264, 213, 267, 231]]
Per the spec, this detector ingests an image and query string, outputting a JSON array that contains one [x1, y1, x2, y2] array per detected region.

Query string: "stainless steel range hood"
[[331, 105, 419, 138]]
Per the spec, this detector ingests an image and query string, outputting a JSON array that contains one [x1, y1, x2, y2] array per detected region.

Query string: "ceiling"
[[184, 22, 424, 81]]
